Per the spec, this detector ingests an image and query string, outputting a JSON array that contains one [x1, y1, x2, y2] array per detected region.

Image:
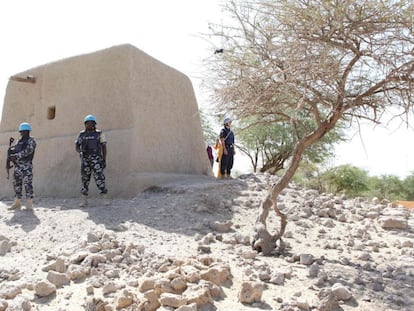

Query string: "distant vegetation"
[[201, 114, 414, 201], [293, 163, 414, 201], [201, 0, 414, 254]]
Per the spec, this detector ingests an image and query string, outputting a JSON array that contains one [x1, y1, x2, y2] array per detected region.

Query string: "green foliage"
[[199, 110, 217, 145], [236, 117, 346, 174], [295, 164, 414, 201], [204, 0, 414, 202], [403, 172, 414, 200], [367, 175, 405, 201], [321, 164, 369, 197], [292, 161, 324, 192]]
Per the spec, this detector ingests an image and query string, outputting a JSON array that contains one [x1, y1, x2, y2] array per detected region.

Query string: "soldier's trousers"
[[220, 147, 234, 177], [13, 163, 34, 199], [80, 154, 107, 195]]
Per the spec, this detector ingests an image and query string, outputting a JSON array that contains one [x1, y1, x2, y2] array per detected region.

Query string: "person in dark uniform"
[[8, 122, 37, 211], [219, 117, 235, 179], [75, 115, 109, 207]]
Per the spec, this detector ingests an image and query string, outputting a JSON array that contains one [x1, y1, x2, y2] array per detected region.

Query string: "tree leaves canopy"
[[206, 0, 414, 134], [203, 0, 414, 255]]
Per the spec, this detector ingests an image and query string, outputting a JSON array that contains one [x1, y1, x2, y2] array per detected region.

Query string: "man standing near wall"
[[8, 122, 37, 211], [219, 117, 235, 179], [75, 115, 109, 207]]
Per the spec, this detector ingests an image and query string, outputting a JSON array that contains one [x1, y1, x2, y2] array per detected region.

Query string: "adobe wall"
[[0, 44, 212, 199]]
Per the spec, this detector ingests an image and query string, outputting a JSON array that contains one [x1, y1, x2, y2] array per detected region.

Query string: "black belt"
[[83, 149, 100, 155]]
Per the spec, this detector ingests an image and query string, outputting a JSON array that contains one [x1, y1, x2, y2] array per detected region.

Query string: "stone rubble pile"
[[263, 178, 414, 310], [0, 235, 14, 257], [0, 173, 413, 310], [1, 229, 234, 310]]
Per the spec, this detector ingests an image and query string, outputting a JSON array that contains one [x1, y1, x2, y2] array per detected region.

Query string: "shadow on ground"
[[34, 177, 250, 238]]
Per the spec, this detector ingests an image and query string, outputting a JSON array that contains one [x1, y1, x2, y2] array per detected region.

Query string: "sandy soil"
[[0, 174, 413, 311]]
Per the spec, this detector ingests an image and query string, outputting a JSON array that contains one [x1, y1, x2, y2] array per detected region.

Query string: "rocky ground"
[[0, 173, 413, 311]]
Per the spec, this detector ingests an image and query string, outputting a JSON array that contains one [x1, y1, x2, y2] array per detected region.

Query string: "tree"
[[204, 0, 414, 255], [403, 172, 414, 200], [237, 117, 345, 174], [368, 174, 405, 201], [322, 164, 369, 197], [199, 109, 218, 145], [289, 159, 320, 189]]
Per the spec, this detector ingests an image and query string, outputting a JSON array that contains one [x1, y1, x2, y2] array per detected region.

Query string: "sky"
[[1, 0, 414, 179], [0, 0, 223, 107], [333, 122, 414, 178]]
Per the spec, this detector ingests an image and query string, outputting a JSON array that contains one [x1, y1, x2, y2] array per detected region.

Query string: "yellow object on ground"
[[213, 138, 223, 179]]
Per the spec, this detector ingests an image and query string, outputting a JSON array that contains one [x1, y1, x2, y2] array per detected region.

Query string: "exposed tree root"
[[252, 194, 287, 256]]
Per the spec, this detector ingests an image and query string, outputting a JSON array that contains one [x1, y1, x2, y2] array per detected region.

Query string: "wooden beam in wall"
[[9, 75, 36, 83]]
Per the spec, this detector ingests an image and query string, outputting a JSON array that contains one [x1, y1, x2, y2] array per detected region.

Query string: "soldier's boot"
[[102, 193, 110, 206], [79, 195, 88, 207], [8, 198, 22, 210], [26, 198, 33, 211]]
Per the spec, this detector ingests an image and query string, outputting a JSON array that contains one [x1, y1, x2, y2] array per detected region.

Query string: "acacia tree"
[[236, 117, 345, 174], [204, 0, 414, 255], [322, 164, 369, 197]]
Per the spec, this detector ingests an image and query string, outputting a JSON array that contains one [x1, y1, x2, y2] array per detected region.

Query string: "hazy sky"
[[0, 0, 222, 108], [334, 121, 414, 178], [1, 0, 414, 178]]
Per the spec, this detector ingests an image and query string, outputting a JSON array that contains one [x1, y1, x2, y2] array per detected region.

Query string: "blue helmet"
[[84, 115, 97, 123], [18, 122, 32, 132], [223, 117, 232, 125]]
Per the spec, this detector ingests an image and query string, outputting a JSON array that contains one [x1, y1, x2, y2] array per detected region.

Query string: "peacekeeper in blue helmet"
[[75, 115, 109, 207], [8, 122, 37, 211]]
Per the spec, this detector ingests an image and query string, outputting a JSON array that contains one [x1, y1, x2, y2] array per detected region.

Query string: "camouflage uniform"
[[12, 137, 36, 199], [75, 130, 107, 195]]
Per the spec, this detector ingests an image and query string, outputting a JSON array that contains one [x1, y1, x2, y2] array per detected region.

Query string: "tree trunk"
[[252, 142, 302, 255], [252, 118, 340, 256]]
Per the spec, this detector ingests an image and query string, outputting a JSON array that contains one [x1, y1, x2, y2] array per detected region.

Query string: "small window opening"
[[47, 106, 56, 120]]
